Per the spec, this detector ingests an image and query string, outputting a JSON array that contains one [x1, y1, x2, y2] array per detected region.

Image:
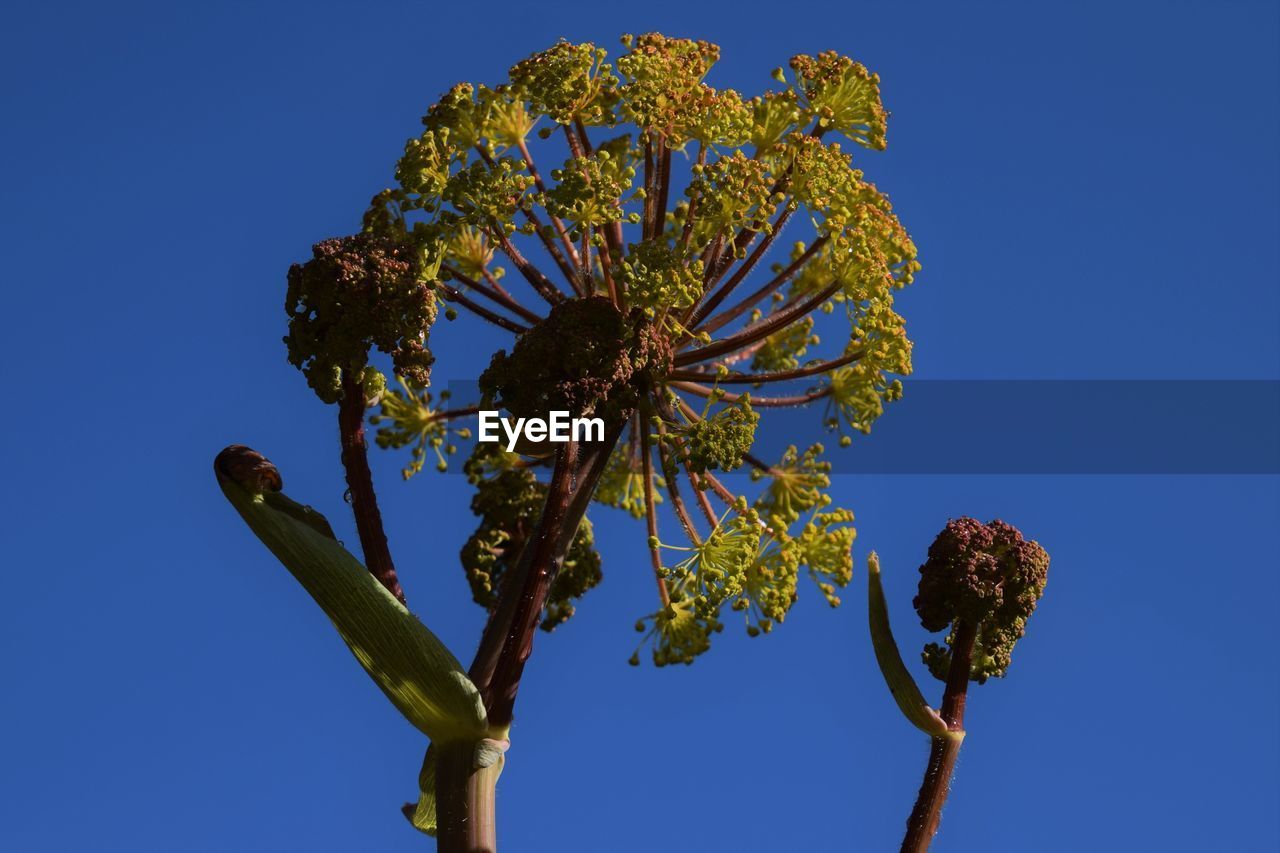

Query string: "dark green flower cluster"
[[480, 297, 664, 421], [284, 234, 435, 404], [461, 444, 601, 632], [914, 518, 1050, 683]]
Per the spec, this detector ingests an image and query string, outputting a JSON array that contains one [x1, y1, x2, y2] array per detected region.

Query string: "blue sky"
[[2, 1, 1277, 851]]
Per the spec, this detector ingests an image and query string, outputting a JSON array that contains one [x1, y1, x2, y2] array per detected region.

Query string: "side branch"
[[675, 383, 831, 407], [467, 420, 626, 728], [696, 235, 828, 337], [639, 415, 670, 606], [691, 205, 796, 326], [667, 350, 862, 385], [438, 284, 530, 335], [490, 228, 566, 307], [650, 413, 702, 545], [441, 265, 544, 325], [674, 279, 843, 366], [337, 376, 405, 602]]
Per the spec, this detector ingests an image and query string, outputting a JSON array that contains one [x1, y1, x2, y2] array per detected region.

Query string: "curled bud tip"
[[214, 445, 282, 495]]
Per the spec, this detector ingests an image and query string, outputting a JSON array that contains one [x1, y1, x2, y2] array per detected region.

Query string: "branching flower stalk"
[[868, 519, 1050, 853], [229, 33, 922, 851]]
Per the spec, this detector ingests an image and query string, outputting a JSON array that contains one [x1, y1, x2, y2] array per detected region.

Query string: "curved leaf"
[[215, 446, 488, 744], [866, 552, 957, 740]]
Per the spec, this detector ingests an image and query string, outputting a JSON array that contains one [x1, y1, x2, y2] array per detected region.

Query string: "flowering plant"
[[214, 34, 1049, 853]]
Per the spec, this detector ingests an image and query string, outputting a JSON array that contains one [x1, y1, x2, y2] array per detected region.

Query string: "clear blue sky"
[[2, 1, 1278, 851]]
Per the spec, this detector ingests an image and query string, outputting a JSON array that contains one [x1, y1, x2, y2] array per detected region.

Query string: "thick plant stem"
[[901, 621, 978, 853], [435, 421, 625, 848], [436, 742, 500, 853], [483, 441, 580, 726], [467, 423, 624, 719], [336, 376, 404, 602]]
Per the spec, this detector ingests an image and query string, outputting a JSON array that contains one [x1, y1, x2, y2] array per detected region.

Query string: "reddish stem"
[[667, 350, 862, 385], [441, 265, 544, 325], [466, 421, 625, 727], [438, 283, 529, 334], [655, 141, 672, 238], [639, 415, 670, 607], [482, 442, 579, 726], [675, 279, 843, 367], [670, 381, 833, 408], [491, 228, 565, 306], [690, 206, 795, 327], [337, 376, 404, 603], [901, 620, 977, 853], [696, 235, 828, 337]]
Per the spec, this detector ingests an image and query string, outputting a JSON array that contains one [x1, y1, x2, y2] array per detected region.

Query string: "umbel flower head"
[[284, 233, 436, 404], [339, 33, 921, 665], [914, 518, 1050, 683]]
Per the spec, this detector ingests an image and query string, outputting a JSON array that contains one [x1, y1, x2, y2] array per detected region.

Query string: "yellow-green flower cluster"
[[826, 300, 912, 441], [620, 238, 704, 312], [734, 532, 801, 637], [631, 596, 719, 667], [749, 90, 804, 154], [443, 159, 535, 231], [594, 444, 663, 519], [617, 33, 743, 145], [508, 40, 620, 126], [786, 51, 888, 149], [633, 513, 759, 665], [395, 129, 458, 210], [543, 139, 639, 238], [371, 379, 470, 478], [672, 397, 759, 474], [442, 225, 497, 280], [633, 495, 858, 662], [795, 509, 857, 606], [336, 32, 923, 668], [751, 314, 818, 372], [751, 444, 832, 528], [685, 152, 783, 254]]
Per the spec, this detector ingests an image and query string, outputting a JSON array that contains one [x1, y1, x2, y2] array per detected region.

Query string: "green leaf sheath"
[[214, 446, 488, 744], [403, 746, 439, 836], [866, 552, 956, 740]]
